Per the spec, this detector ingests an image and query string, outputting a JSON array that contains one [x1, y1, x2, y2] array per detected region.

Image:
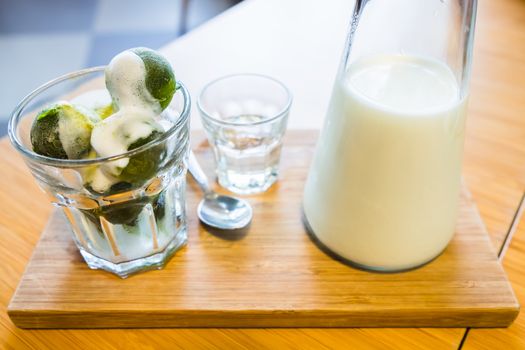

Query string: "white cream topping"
[[105, 50, 160, 113], [57, 103, 97, 159], [87, 51, 167, 192], [88, 166, 119, 193], [91, 108, 161, 175]]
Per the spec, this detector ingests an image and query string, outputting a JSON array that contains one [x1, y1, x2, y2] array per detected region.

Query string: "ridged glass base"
[[79, 230, 187, 278]]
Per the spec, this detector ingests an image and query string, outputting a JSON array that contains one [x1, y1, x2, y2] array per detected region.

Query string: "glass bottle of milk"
[[303, 0, 478, 271]]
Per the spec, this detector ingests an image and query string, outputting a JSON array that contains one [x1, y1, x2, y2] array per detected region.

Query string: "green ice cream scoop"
[[131, 47, 177, 111], [105, 47, 177, 112], [30, 102, 99, 159], [119, 130, 166, 187]]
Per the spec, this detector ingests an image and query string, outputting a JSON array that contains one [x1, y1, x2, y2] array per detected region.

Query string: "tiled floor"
[[0, 0, 237, 136]]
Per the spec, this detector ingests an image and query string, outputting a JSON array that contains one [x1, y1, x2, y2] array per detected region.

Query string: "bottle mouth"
[[8, 66, 191, 168]]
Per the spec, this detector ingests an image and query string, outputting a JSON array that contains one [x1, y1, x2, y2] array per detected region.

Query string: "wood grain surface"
[[1, 0, 524, 347], [6, 131, 519, 329], [459, 0, 525, 347], [462, 0, 525, 252], [463, 204, 525, 349]]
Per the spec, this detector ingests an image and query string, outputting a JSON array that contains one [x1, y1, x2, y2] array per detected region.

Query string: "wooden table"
[[1, 0, 524, 348]]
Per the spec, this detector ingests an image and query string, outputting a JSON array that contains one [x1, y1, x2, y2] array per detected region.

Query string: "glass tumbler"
[[8, 67, 191, 278], [198, 74, 292, 194], [303, 0, 477, 271]]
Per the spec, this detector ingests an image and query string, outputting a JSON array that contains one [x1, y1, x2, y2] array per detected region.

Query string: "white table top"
[[161, 0, 352, 130]]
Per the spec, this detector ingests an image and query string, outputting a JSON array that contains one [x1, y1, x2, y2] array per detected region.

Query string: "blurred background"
[[0, 0, 242, 136]]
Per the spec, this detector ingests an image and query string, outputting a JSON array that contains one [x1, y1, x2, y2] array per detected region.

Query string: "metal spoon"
[[187, 151, 253, 230]]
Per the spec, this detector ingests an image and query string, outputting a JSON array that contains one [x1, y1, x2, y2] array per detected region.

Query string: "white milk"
[[303, 54, 467, 270]]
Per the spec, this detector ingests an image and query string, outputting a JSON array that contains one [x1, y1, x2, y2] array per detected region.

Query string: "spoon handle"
[[187, 151, 213, 195]]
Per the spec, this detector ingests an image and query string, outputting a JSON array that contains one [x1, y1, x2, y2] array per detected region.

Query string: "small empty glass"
[[198, 74, 292, 194]]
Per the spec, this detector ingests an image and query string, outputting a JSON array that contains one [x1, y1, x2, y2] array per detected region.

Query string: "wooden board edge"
[[8, 307, 520, 329], [6, 210, 61, 322], [462, 184, 521, 317]]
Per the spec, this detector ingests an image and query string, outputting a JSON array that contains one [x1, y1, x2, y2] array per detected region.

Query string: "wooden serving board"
[[8, 131, 519, 328]]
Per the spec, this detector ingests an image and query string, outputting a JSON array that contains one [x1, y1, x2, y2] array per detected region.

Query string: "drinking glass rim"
[[197, 73, 293, 127], [8, 66, 191, 168]]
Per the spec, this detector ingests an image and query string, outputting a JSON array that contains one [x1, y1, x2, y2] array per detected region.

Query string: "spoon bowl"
[[197, 194, 253, 230], [188, 151, 253, 230]]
